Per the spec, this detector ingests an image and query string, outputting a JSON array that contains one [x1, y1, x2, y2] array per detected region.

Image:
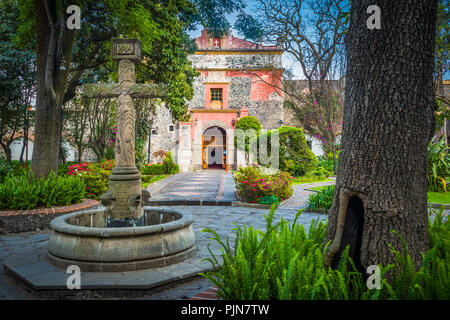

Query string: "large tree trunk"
[[0, 143, 12, 164], [324, 1, 438, 272], [31, 1, 75, 178]]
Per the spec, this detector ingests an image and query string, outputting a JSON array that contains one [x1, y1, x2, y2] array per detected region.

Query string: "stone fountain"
[[47, 39, 196, 272]]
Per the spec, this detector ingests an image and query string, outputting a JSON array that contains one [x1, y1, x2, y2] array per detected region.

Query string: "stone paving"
[[148, 171, 236, 202], [0, 172, 332, 300]]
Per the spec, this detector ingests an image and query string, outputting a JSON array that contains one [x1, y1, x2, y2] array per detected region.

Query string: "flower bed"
[[234, 167, 294, 205], [67, 160, 114, 200]]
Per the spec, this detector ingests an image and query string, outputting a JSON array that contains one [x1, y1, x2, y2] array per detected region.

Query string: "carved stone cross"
[[83, 39, 167, 226]]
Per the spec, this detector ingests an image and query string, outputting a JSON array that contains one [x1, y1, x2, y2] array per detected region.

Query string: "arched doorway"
[[202, 126, 227, 169]]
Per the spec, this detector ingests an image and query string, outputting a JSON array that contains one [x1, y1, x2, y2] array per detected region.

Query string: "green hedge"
[[257, 126, 317, 176], [0, 173, 86, 210], [163, 151, 180, 174], [142, 164, 165, 175], [234, 116, 262, 151], [142, 151, 179, 175]]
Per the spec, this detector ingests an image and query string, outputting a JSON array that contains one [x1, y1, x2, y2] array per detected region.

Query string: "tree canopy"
[[33, 1, 200, 117]]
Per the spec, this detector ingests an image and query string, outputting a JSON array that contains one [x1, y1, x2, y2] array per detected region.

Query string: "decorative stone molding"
[[189, 53, 282, 70]]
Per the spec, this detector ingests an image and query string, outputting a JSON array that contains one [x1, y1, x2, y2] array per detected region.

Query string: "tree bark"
[[324, 0, 438, 272], [0, 143, 12, 164], [31, 0, 75, 178]]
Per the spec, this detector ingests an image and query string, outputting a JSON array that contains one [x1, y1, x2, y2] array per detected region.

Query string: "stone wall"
[[146, 103, 179, 163], [189, 54, 282, 70], [228, 77, 251, 109], [188, 50, 284, 132], [189, 77, 207, 109]]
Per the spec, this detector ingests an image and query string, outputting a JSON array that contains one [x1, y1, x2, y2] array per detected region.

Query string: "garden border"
[[0, 199, 99, 234]]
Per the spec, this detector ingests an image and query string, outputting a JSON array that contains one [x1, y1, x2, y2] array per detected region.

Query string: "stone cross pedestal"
[[83, 39, 167, 227]]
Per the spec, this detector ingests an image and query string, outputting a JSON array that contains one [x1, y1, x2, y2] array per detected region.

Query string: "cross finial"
[[213, 38, 220, 48], [111, 39, 142, 62]]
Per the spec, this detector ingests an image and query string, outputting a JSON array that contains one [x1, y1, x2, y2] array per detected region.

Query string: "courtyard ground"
[[0, 171, 338, 299]]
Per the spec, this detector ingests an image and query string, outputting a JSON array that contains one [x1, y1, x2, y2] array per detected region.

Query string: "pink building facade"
[[148, 30, 285, 171]]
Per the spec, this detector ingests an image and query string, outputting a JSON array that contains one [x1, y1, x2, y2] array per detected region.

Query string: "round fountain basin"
[[47, 207, 197, 272]]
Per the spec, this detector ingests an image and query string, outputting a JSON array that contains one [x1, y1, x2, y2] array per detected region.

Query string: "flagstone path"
[[146, 171, 236, 203]]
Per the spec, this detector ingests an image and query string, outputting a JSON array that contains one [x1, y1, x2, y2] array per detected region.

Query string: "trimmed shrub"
[[142, 152, 179, 175], [259, 195, 280, 206], [141, 174, 169, 187], [234, 116, 262, 151], [0, 173, 85, 210], [142, 164, 165, 175], [292, 168, 332, 184], [163, 151, 179, 174], [257, 126, 317, 176]]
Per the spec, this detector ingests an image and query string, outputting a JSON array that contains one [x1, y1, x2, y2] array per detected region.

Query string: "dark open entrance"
[[332, 196, 365, 274], [202, 126, 227, 170]]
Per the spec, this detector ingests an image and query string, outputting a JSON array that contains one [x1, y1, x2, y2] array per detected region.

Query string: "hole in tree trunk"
[[332, 196, 365, 274]]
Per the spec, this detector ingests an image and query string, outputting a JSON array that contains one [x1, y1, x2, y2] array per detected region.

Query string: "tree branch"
[[43, 0, 57, 101]]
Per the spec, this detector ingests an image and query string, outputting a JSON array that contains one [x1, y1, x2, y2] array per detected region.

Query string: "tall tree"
[[193, 0, 263, 40], [17, 0, 199, 178], [324, 1, 438, 272], [134, 98, 157, 168], [63, 94, 89, 163], [84, 98, 116, 161], [0, 0, 35, 163]]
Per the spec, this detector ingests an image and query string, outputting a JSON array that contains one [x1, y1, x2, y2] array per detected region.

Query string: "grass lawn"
[[307, 186, 449, 205], [141, 174, 170, 188], [292, 177, 334, 185], [308, 185, 334, 191], [427, 192, 450, 204]]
